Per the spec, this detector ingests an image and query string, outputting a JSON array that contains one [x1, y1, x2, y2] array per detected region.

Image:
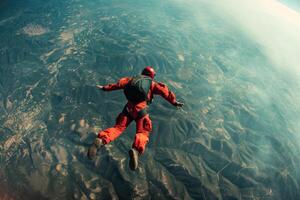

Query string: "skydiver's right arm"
[[96, 77, 131, 91]]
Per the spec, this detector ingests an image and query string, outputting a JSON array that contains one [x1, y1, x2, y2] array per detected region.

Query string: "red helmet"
[[141, 66, 156, 79]]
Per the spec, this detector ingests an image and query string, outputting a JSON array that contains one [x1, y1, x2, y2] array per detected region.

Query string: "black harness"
[[122, 105, 148, 120]]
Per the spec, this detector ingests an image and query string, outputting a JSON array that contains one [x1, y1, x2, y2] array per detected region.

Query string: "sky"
[[280, 0, 300, 12], [209, 0, 300, 79]]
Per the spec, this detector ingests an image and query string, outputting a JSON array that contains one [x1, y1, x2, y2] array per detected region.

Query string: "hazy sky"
[[280, 0, 300, 11], [210, 0, 300, 78]]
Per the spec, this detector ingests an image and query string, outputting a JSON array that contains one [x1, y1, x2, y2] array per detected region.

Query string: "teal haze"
[[1, 0, 300, 199]]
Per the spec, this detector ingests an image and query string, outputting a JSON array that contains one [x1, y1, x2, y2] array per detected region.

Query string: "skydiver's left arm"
[[152, 82, 184, 108]]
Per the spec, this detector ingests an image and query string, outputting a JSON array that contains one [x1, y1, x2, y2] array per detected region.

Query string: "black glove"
[[173, 101, 184, 108]]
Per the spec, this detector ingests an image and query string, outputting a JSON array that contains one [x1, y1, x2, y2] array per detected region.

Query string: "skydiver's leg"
[[133, 114, 152, 154], [98, 113, 133, 144], [129, 114, 152, 170], [88, 113, 132, 159]]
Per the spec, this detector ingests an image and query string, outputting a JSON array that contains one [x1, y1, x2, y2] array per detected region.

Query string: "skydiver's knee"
[[142, 117, 152, 132], [114, 125, 126, 132]]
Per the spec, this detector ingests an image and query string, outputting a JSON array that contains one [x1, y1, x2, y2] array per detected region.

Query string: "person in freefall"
[[88, 66, 184, 170]]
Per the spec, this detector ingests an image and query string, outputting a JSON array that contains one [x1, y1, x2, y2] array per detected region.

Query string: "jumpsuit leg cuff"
[[97, 133, 109, 144]]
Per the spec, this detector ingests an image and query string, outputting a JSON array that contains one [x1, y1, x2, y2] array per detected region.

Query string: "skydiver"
[[87, 66, 184, 170]]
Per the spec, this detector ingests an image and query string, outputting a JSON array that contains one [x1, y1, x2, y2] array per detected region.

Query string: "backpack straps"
[[122, 105, 148, 120], [137, 107, 148, 119]]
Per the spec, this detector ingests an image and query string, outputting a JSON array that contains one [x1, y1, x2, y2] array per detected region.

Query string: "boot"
[[87, 138, 103, 160], [128, 148, 139, 171]]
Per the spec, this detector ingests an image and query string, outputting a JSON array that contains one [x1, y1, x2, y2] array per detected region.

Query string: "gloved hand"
[[96, 85, 104, 90], [173, 101, 184, 108]]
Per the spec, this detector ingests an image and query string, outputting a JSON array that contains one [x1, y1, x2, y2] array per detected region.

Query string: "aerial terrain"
[[1, 0, 300, 199]]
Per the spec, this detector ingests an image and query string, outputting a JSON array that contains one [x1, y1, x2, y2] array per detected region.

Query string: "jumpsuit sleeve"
[[152, 81, 177, 105], [102, 77, 131, 91]]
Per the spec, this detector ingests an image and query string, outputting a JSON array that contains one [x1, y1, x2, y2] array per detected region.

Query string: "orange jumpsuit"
[[98, 77, 177, 154]]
